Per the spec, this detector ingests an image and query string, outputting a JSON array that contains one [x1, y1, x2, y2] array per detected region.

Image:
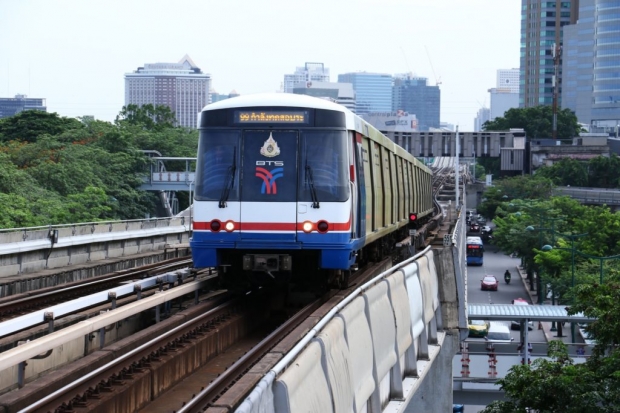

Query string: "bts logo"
[[256, 167, 283, 194]]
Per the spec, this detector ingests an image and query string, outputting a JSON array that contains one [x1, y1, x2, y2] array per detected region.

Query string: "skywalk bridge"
[[554, 186, 620, 207]]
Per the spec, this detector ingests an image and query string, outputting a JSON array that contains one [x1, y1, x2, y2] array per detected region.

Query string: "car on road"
[[481, 275, 499, 291], [485, 322, 514, 343], [511, 298, 534, 330], [481, 226, 492, 234], [470, 223, 480, 232], [468, 319, 489, 337]]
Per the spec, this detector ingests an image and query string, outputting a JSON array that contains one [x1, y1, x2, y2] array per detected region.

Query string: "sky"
[[0, 0, 521, 131]]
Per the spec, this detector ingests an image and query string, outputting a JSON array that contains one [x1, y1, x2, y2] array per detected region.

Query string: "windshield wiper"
[[219, 147, 236, 208], [305, 164, 320, 209]]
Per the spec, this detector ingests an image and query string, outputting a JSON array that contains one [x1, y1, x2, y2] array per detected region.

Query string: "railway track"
[[0, 260, 392, 413], [0, 257, 194, 321]]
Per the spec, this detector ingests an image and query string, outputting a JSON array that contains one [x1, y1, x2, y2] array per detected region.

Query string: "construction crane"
[[425, 46, 442, 86]]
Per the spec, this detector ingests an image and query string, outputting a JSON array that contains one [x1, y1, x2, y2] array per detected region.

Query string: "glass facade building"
[[0, 95, 46, 119], [562, 0, 595, 124], [392, 76, 440, 132], [562, 0, 619, 130], [520, 0, 580, 108], [591, 0, 620, 130], [337, 72, 393, 114]]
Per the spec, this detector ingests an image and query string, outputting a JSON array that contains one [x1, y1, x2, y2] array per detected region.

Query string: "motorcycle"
[[504, 271, 511, 284]]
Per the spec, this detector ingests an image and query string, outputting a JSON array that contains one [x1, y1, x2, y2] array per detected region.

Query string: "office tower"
[[283, 63, 330, 93], [562, 0, 619, 132], [489, 69, 520, 122], [337, 72, 392, 114], [561, 0, 594, 124], [474, 107, 491, 132], [392, 75, 440, 131], [497, 69, 520, 93], [590, 0, 620, 132], [291, 81, 356, 112], [520, 0, 580, 108], [124, 55, 211, 129], [0, 94, 46, 119]]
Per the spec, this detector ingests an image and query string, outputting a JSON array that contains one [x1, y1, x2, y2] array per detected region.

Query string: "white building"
[[291, 81, 356, 112], [496, 69, 519, 93], [487, 68, 519, 122], [283, 62, 330, 93], [124, 55, 211, 129]]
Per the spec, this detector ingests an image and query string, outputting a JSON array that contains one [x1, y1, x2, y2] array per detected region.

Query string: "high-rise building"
[[124, 55, 211, 129], [562, 0, 619, 133], [283, 63, 330, 94], [590, 0, 620, 132], [497, 69, 520, 93], [488, 69, 520, 122], [520, 0, 580, 108], [392, 75, 440, 131], [561, 0, 594, 125], [0, 94, 46, 119], [474, 107, 490, 132], [337, 72, 392, 114]]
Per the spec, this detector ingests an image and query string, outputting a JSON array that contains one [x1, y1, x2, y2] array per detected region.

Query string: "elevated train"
[[190, 93, 434, 287]]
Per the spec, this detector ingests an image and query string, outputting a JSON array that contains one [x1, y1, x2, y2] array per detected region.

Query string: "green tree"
[[587, 154, 620, 188], [115, 104, 177, 131], [477, 175, 554, 219], [536, 158, 588, 187], [0, 110, 83, 143], [483, 106, 582, 139], [480, 342, 601, 413]]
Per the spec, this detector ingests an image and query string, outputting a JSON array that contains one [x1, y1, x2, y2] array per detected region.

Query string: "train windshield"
[[194, 131, 241, 201], [194, 128, 349, 203], [299, 130, 349, 203]]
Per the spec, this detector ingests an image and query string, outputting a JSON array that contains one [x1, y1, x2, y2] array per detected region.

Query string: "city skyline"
[[0, 0, 521, 131]]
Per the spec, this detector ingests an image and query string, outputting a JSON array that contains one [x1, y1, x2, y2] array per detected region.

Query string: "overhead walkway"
[[554, 186, 620, 206]]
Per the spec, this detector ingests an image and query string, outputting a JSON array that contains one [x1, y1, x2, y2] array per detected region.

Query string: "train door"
[[239, 130, 298, 241]]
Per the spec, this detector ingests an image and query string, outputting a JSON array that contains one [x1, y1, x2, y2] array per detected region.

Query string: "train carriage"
[[190, 93, 433, 287]]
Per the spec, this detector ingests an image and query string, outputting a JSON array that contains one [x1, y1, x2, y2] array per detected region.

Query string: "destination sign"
[[236, 111, 307, 123]]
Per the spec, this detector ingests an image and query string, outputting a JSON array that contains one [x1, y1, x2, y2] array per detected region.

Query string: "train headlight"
[[302, 221, 313, 233], [210, 220, 221, 232], [224, 220, 235, 232], [317, 220, 329, 233]]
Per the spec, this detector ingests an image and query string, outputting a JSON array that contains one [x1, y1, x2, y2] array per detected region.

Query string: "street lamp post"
[[528, 227, 587, 332], [523, 215, 564, 304], [541, 245, 620, 342]]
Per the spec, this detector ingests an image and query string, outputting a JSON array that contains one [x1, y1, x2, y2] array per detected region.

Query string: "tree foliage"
[[534, 154, 620, 189], [482, 196, 620, 411], [115, 104, 177, 131], [0, 110, 83, 143], [0, 106, 198, 228], [482, 106, 583, 139]]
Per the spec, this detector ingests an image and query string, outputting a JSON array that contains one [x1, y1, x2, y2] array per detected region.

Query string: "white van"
[[484, 322, 514, 343]]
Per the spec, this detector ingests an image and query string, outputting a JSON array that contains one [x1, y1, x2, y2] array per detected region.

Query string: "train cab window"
[[299, 130, 349, 203], [194, 131, 241, 201]]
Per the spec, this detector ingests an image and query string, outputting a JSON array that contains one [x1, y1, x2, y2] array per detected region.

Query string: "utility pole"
[[552, 43, 562, 140], [455, 127, 460, 208]]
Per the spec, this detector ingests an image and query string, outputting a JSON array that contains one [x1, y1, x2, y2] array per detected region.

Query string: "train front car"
[[191, 94, 358, 288]]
